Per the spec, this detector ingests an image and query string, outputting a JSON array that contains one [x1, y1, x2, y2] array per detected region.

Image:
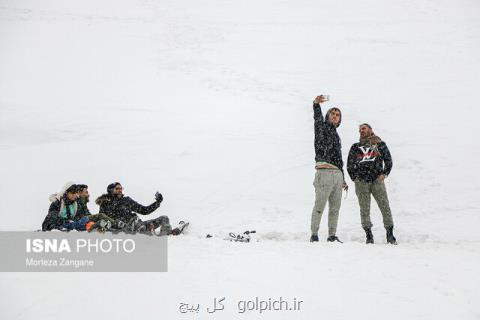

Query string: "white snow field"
[[1, 0, 479, 319]]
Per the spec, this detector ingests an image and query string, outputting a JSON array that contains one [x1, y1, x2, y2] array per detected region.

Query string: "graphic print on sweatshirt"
[[358, 146, 380, 163]]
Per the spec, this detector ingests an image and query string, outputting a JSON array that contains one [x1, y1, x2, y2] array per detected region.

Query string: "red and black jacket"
[[347, 141, 392, 182]]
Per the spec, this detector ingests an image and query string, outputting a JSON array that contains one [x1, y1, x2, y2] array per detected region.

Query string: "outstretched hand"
[[155, 192, 163, 203], [314, 95, 328, 104]]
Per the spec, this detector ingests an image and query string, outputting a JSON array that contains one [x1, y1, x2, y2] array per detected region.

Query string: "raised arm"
[[313, 95, 328, 149], [126, 197, 161, 215], [313, 95, 328, 122], [313, 103, 324, 121]]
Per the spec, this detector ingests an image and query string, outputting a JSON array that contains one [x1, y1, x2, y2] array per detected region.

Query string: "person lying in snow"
[[42, 182, 90, 231], [95, 182, 173, 235]]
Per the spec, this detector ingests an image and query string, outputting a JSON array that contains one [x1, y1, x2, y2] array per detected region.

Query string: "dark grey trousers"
[[136, 216, 171, 235]]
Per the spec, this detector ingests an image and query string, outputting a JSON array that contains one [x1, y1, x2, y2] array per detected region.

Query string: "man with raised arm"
[[310, 95, 347, 243]]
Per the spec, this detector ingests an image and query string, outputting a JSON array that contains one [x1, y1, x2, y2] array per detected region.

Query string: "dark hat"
[[107, 182, 121, 194], [65, 184, 78, 194], [77, 184, 88, 191]]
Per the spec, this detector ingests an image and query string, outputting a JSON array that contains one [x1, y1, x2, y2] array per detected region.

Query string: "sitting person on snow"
[[42, 182, 89, 231], [76, 184, 91, 217], [95, 182, 172, 235], [74, 184, 116, 232]]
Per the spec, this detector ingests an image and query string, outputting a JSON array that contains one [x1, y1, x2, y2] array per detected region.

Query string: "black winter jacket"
[[96, 194, 161, 223], [42, 199, 77, 231], [76, 198, 91, 219], [313, 103, 343, 174], [347, 141, 392, 182]]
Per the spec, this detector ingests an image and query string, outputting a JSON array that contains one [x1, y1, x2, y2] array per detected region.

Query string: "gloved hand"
[[155, 192, 163, 203], [61, 220, 75, 231]]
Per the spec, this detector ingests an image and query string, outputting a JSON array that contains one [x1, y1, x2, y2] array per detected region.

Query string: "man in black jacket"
[[95, 182, 171, 235], [310, 95, 347, 243], [347, 123, 396, 244]]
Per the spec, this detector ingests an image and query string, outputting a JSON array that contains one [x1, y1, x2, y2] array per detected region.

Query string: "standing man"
[[347, 123, 397, 244], [310, 95, 347, 243]]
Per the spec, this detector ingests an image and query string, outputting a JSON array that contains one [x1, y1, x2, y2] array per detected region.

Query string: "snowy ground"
[[1, 0, 479, 319]]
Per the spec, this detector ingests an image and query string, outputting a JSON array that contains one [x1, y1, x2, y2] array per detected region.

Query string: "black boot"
[[310, 234, 319, 242], [327, 235, 343, 243], [386, 226, 397, 245], [364, 228, 374, 244]]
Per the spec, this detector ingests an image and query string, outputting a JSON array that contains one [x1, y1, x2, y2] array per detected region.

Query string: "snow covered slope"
[[1, 0, 479, 319]]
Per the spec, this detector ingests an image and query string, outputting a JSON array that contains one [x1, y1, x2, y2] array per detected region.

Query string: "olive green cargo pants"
[[354, 179, 394, 229]]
